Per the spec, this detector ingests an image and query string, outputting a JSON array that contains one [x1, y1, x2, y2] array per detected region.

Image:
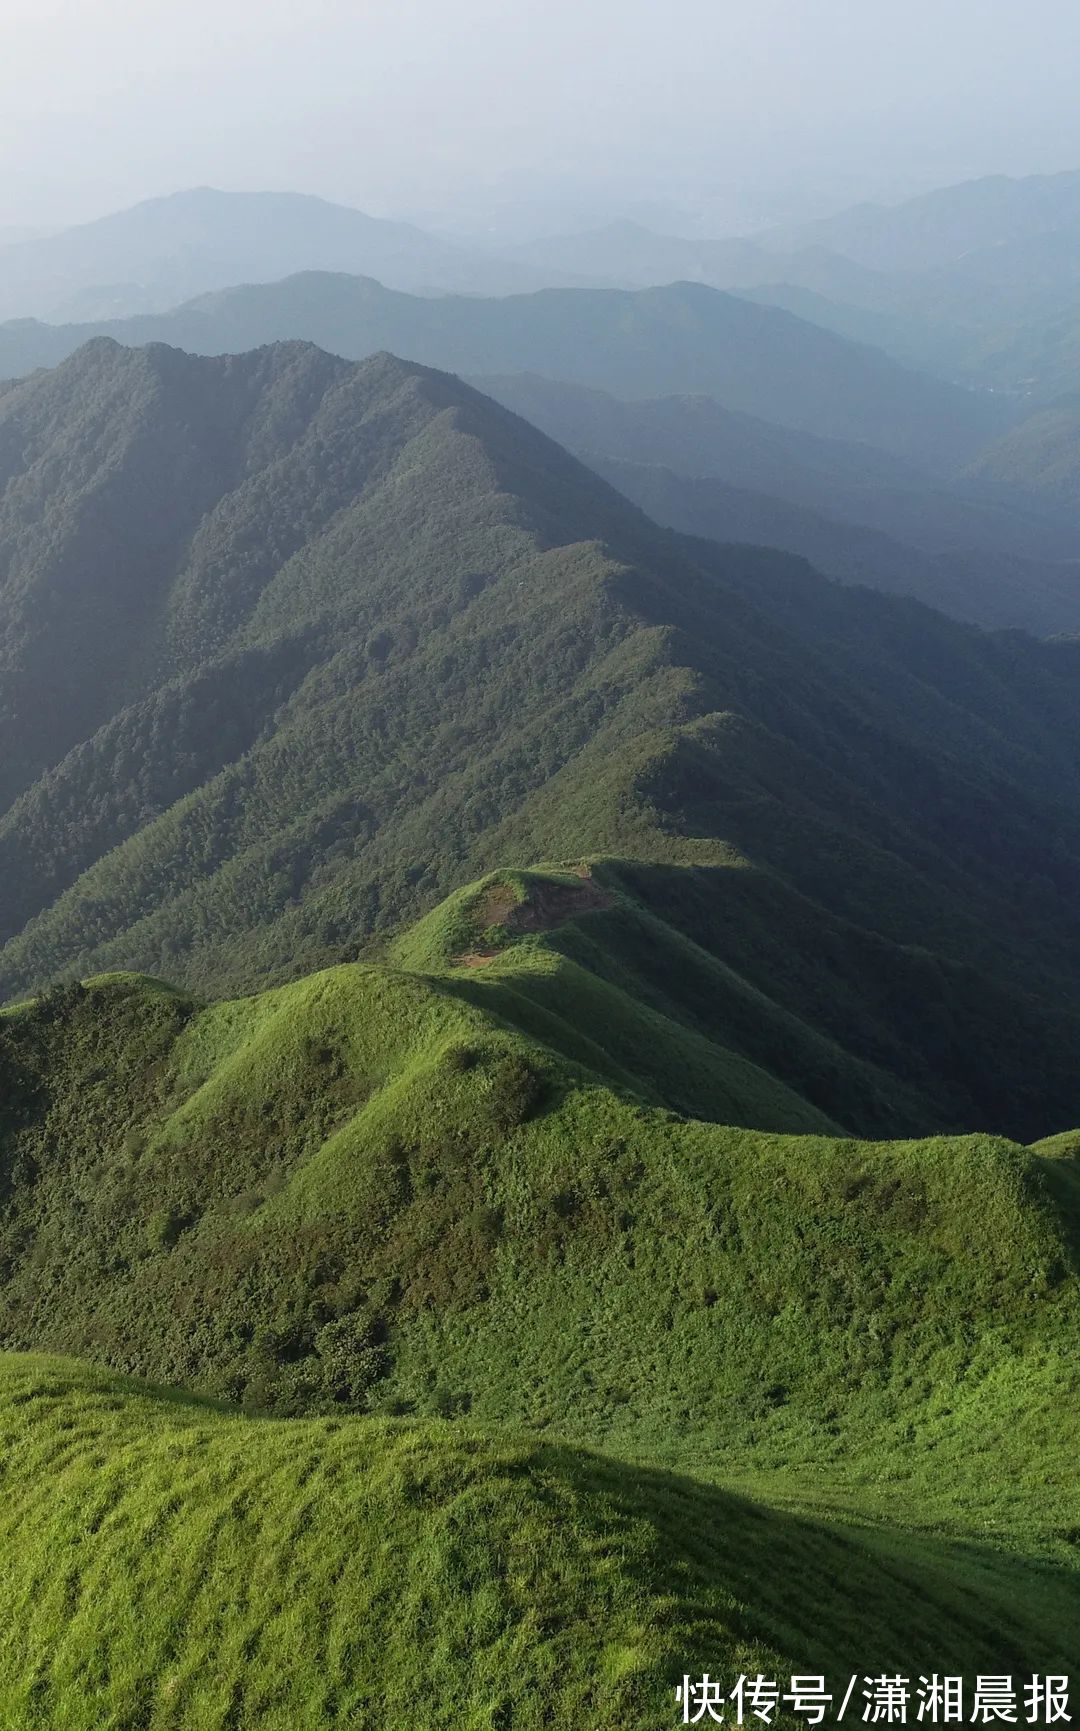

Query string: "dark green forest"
[[2, 340, 1080, 1140]]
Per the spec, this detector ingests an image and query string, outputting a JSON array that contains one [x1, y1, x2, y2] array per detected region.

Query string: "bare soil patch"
[[504, 876, 612, 933], [451, 869, 612, 968]]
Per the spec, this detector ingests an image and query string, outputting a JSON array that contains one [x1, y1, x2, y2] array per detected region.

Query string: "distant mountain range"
[[475, 372, 1080, 633], [8, 174, 1080, 404], [505, 171, 1080, 399], [0, 272, 1007, 466], [753, 177, 1080, 401], [590, 454, 1080, 637], [761, 169, 1080, 272], [0, 187, 587, 322], [746, 241, 1080, 399], [503, 217, 837, 292], [473, 371, 1065, 547], [489, 170, 1080, 294]]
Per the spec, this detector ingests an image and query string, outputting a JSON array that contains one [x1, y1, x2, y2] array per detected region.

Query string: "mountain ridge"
[[473, 370, 1080, 631], [759, 168, 1080, 271], [0, 274, 1009, 466], [0, 185, 591, 320], [3, 340, 1080, 1146]]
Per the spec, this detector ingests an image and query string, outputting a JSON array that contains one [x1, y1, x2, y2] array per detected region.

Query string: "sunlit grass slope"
[[1, 864, 1078, 1486], [3, 865, 1080, 1723], [1, 1354, 1076, 1731]]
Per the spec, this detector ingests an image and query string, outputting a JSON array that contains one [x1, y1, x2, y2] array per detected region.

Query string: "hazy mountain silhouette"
[[0, 272, 1009, 466], [0, 187, 588, 321]]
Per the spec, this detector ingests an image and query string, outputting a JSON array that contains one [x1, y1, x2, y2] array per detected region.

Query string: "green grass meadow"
[[1, 866, 1078, 1723]]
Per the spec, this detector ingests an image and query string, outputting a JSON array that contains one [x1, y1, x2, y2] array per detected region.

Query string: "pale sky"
[[3, 0, 1080, 235]]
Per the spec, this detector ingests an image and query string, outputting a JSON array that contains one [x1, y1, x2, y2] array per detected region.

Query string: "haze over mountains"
[[476, 372, 1080, 632], [0, 187, 587, 323], [763, 169, 1080, 267], [8, 170, 1080, 412], [13, 168, 1080, 310], [507, 166, 1080, 287], [501, 169, 1080, 393], [0, 272, 1007, 468], [966, 395, 1080, 508]]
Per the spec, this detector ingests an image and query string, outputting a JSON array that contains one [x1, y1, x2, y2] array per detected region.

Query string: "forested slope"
[[3, 340, 1080, 1138]]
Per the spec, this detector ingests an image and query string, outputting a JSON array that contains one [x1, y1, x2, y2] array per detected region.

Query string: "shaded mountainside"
[[739, 279, 974, 381], [750, 251, 1080, 403], [473, 374, 1080, 633], [587, 453, 1080, 635], [0, 274, 1008, 465], [4, 341, 1080, 1140], [964, 394, 1080, 511], [475, 370, 1076, 564], [962, 305, 1080, 404]]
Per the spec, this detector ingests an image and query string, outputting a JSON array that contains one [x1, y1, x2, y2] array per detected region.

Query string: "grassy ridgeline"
[[1, 1354, 1076, 1731], [0, 867, 1077, 1474], [2, 864, 1080, 1721]]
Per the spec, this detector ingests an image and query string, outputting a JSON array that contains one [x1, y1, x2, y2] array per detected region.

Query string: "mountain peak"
[[0, 190, 575, 324]]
